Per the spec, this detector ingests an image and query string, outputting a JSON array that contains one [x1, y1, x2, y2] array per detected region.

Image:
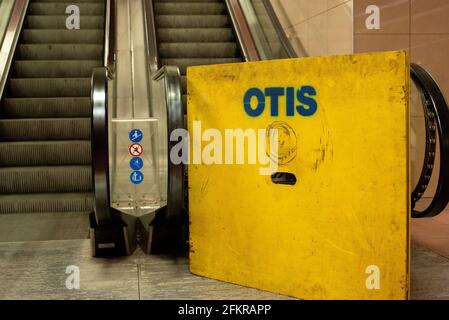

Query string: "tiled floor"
[[0, 239, 290, 300], [412, 199, 449, 259], [0, 238, 447, 300]]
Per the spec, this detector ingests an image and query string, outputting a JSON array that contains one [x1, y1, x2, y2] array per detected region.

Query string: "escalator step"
[[0, 193, 92, 213], [25, 15, 104, 29], [2, 97, 91, 118], [21, 29, 104, 44], [8, 78, 91, 97], [0, 118, 90, 141], [16, 44, 103, 60], [0, 165, 92, 194], [161, 58, 242, 74], [159, 42, 239, 58], [0, 140, 90, 166], [155, 14, 230, 28], [154, 2, 226, 15], [28, 3, 105, 15], [13, 60, 102, 78], [157, 28, 234, 42]]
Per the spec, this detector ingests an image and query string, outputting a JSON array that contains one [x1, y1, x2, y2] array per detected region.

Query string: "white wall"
[[270, 0, 354, 57]]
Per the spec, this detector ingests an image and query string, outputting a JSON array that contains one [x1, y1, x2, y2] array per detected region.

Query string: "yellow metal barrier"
[[187, 51, 410, 300]]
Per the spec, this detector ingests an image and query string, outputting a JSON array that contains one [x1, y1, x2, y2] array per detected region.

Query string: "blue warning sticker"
[[129, 129, 143, 143], [130, 157, 144, 171], [130, 171, 144, 185]]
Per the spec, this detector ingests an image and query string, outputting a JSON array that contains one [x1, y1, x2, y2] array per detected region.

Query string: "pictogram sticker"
[[130, 171, 144, 184], [129, 143, 143, 156], [130, 157, 144, 171], [129, 129, 143, 143]]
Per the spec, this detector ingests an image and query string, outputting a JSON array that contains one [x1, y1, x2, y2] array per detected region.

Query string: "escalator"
[[0, 0, 448, 253], [0, 0, 105, 241]]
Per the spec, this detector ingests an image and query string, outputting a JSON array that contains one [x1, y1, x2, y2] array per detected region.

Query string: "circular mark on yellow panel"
[[266, 121, 297, 165]]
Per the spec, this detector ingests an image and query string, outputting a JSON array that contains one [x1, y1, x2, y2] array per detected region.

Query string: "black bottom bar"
[[89, 211, 137, 257], [138, 207, 188, 255]]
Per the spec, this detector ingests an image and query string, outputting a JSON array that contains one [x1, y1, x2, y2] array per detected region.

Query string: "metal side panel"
[[187, 51, 410, 300], [0, 0, 29, 99]]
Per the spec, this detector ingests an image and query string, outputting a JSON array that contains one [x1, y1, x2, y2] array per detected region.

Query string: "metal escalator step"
[[161, 58, 242, 74], [2, 97, 91, 118], [157, 28, 234, 42], [0, 118, 90, 141], [155, 14, 230, 28], [28, 3, 105, 15], [0, 165, 92, 194], [0, 193, 92, 213], [0, 140, 90, 166], [0, 212, 90, 242], [154, 2, 226, 15], [159, 42, 239, 58], [25, 15, 105, 29], [21, 29, 104, 44], [16, 44, 103, 60], [8, 78, 91, 97], [13, 60, 102, 78]]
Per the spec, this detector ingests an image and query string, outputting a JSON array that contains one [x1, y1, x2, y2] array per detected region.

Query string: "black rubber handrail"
[[152, 66, 185, 225], [91, 67, 112, 226], [411, 63, 449, 218], [91, 0, 116, 226]]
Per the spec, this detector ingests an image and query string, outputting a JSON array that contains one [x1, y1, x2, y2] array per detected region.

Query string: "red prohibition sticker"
[[129, 143, 143, 156]]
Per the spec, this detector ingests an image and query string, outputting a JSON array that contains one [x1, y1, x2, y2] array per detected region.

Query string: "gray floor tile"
[[0, 239, 139, 299], [0, 239, 447, 299], [137, 255, 293, 300]]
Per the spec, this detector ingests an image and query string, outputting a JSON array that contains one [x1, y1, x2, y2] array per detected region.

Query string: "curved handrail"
[[411, 69, 437, 207], [152, 66, 184, 224], [411, 63, 449, 218], [91, 0, 116, 226], [91, 67, 112, 226]]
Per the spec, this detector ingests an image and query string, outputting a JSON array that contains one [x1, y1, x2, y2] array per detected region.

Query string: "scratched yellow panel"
[[187, 51, 410, 300]]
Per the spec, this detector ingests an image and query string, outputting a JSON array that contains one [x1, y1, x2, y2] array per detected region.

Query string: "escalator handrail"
[[411, 63, 449, 218], [260, 0, 297, 58], [0, 0, 29, 99], [225, 0, 260, 62], [152, 66, 184, 224], [104, 0, 116, 77], [143, 0, 159, 73], [91, 67, 112, 226], [90, 0, 116, 226]]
